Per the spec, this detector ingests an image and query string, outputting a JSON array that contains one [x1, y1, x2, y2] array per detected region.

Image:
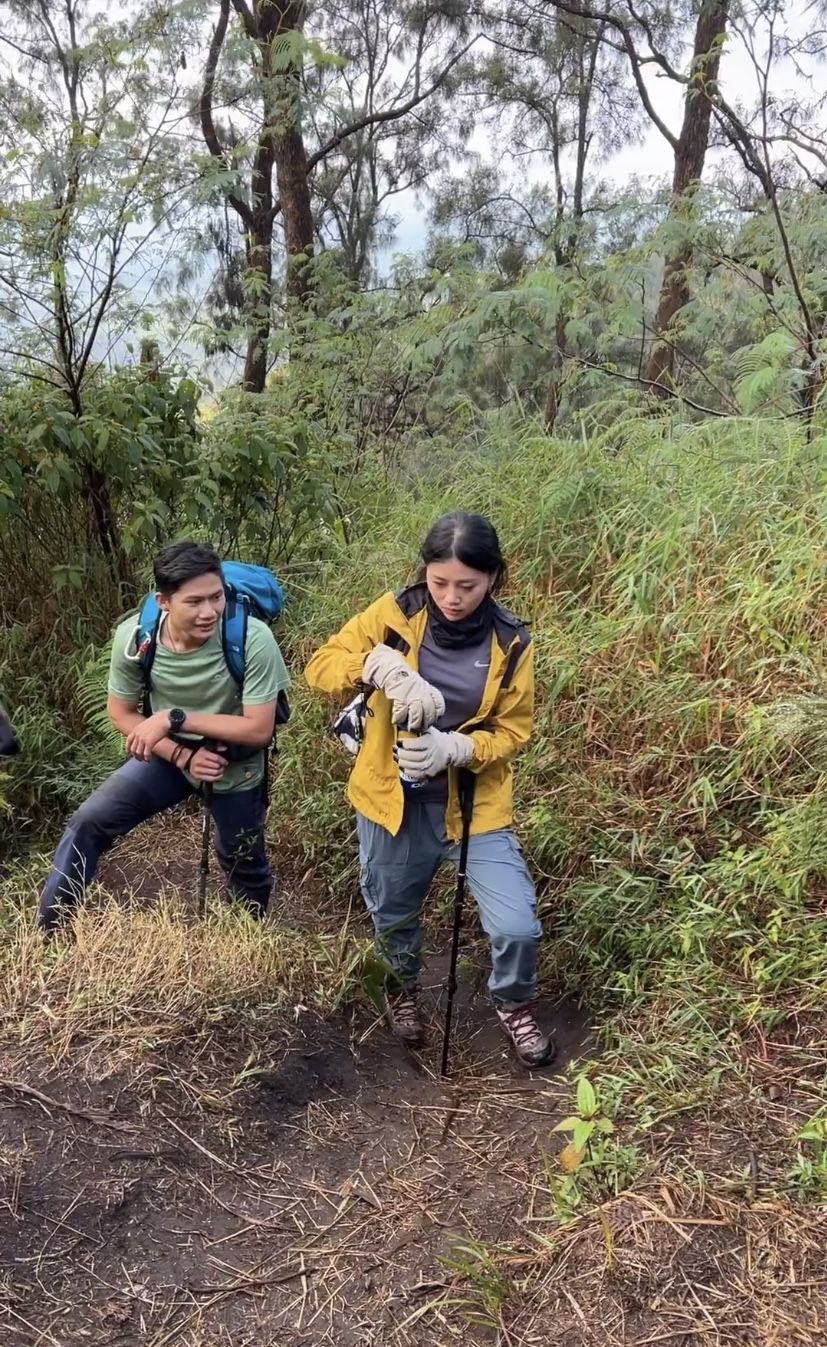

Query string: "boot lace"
[[389, 987, 421, 1029], [499, 1002, 544, 1049]]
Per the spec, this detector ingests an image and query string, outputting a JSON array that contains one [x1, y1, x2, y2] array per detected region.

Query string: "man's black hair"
[[154, 541, 223, 595]]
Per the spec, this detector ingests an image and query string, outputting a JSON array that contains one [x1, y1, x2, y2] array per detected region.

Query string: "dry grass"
[[0, 891, 371, 1067], [481, 1180, 827, 1347]]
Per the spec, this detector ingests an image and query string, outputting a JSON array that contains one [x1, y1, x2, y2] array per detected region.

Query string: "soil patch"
[[1, 977, 589, 1347], [3, 816, 824, 1345]]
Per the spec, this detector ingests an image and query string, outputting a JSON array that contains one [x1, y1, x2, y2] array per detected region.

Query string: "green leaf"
[[552, 1115, 581, 1135], [52, 420, 73, 449], [576, 1077, 598, 1119], [572, 1119, 596, 1152], [51, 562, 85, 591]]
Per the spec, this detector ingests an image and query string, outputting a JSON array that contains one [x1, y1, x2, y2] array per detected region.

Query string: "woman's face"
[[426, 557, 493, 622]]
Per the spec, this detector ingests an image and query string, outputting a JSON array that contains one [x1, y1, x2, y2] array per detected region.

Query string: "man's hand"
[[126, 711, 171, 761], [396, 727, 474, 780], [187, 745, 228, 782]]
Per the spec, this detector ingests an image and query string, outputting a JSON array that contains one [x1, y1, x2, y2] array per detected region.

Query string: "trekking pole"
[[197, 739, 216, 918], [197, 785, 212, 917], [441, 769, 476, 1078]]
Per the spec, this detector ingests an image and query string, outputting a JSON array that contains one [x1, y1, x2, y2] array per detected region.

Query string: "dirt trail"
[[7, 822, 824, 1346], [1, 822, 591, 1346], [1, 984, 589, 1347]]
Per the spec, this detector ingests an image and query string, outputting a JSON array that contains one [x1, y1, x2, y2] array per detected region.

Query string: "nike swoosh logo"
[[474, 661, 490, 668]]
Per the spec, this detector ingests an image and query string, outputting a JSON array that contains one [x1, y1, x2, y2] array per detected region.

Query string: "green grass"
[[3, 413, 827, 1304], [281, 415, 827, 1230], [7, 417, 827, 1006], [1, 409, 827, 1336]]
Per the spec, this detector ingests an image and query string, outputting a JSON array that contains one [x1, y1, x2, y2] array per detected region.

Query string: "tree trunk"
[[81, 462, 131, 594], [242, 212, 274, 392], [239, 0, 314, 386], [275, 128, 314, 302], [269, 0, 314, 304], [544, 311, 569, 431], [543, 19, 601, 431], [206, 1, 314, 391], [645, 0, 729, 391]]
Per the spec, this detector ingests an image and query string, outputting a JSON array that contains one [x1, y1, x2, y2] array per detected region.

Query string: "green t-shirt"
[[108, 615, 290, 793]]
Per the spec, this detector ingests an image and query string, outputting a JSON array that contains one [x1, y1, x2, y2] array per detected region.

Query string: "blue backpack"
[[133, 561, 290, 727]]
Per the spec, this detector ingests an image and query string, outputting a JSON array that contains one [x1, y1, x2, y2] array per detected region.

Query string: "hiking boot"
[[496, 1001, 557, 1069], [385, 984, 426, 1047]]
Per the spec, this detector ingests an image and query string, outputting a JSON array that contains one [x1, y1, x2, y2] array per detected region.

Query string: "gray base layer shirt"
[[401, 621, 491, 804]]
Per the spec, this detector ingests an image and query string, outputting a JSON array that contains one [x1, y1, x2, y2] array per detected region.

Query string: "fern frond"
[[76, 645, 123, 754]]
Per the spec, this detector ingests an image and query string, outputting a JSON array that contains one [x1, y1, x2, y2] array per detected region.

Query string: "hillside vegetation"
[[3, 1, 827, 1335], [2, 416, 826, 1342]]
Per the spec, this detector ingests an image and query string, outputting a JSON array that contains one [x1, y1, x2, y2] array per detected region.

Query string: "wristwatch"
[[168, 708, 187, 734]]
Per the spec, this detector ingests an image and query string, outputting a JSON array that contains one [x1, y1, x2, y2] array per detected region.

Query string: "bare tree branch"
[[199, 0, 253, 230], [302, 38, 478, 178], [229, 0, 257, 42]]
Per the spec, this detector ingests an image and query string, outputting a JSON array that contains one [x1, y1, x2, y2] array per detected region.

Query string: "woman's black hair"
[[419, 511, 507, 591], [154, 540, 223, 595]]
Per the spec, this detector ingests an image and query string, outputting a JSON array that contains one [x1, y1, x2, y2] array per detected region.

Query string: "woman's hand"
[[396, 727, 474, 780], [363, 644, 445, 731]]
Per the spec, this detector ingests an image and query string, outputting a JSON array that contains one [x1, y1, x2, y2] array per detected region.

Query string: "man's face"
[[159, 571, 226, 643]]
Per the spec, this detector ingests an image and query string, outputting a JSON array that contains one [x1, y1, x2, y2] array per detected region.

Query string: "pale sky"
[[3, 2, 815, 377], [389, 2, 822, 257]]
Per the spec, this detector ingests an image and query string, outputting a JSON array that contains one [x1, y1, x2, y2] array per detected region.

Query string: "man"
[[38, 541, 290, 931]]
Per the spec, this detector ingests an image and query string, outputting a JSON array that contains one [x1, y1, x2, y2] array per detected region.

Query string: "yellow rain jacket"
[[305, 584, 533, 840]]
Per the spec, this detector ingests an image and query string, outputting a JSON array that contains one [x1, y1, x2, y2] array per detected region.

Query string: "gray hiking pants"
[[356, 798, 542, 1006]]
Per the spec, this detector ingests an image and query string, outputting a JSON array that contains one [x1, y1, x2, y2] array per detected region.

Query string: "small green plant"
[[546, 1075, 641, 1222], [440, 1238, 511, 1328], [787, 1113, 827, 1202], [554, 1076, 616, 1162]]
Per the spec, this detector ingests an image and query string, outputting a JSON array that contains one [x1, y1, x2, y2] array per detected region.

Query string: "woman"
[[305, 511, 554, 1068]]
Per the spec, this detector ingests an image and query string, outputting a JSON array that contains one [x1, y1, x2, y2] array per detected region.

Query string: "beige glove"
[[363, 644, 445, 731], [396, 727, 474, 780]]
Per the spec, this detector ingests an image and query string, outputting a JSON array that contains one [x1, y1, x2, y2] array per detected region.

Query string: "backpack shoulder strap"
[[220, 597, 291, 728], [221, 592, 249, 689], [490, 600, 531, 691], [386, 628, 408, 655], [129, 596, 163, 710], [501, 626, 531, 690]]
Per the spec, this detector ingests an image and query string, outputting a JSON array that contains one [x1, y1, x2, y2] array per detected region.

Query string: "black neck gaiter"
[[425, 592, 494, 650]]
